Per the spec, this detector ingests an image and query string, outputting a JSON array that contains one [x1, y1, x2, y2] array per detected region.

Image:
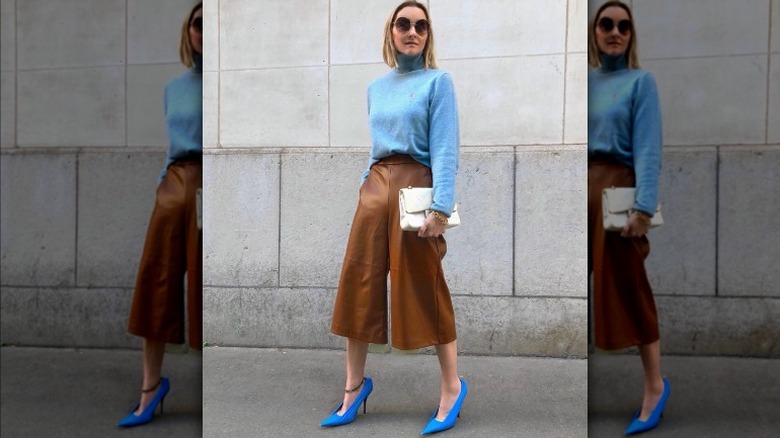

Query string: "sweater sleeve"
[[428, 73, 460, 215], [631, 72, 663, 215]]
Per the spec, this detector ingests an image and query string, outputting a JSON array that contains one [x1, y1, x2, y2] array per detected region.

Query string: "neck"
[[193, 52, 203, 73], [599, 52, 628, 72], [396, 52, 425, 73]]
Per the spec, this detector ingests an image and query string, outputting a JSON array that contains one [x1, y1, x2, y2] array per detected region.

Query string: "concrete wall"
[[0, 0, 200, 348], [202, 0, 589, 357], [589, 0, 780, 356]]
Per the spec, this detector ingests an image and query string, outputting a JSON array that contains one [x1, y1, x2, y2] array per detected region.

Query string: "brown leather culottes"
[[331, 154, 456, 350], [128, 161, 202, 350], [588, 158, 659, 350]]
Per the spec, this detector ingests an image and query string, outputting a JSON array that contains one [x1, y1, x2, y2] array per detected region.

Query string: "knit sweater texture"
[[588, 53, 663, 215], [161, 53, 203, 180], [362, 52, 460, 215]]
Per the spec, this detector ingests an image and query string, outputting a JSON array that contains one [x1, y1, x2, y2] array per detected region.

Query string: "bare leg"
[[337, 338, 370, 415], [637, 340, 664, 420], [134, 338, 165, 415], [434, 340, 461, 421]]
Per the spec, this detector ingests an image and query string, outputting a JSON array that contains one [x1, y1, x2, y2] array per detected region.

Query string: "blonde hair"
[[588, 0, 640, 69], [179, 2, 202, 68], [382, 1, 437, 69]]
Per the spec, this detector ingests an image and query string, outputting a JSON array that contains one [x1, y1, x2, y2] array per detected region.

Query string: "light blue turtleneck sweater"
[[161, 53, 203, 180], [588, 53, 662, 216], [362, 53, 460, 216]]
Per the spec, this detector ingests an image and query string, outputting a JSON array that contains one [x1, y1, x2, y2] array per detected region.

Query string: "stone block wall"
[[589, 0, 780, 356], [202, 0, 589, 357], [0, 0, 200, 348]]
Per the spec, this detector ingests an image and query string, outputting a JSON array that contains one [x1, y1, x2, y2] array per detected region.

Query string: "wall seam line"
[[561, 0, 569, 144], [124, 0, 128, 147], [765, 0, 773, 143], [74, 151, 79, 286], [327, 0, 331, 147], [715, 145, 720, 297], [277, 153, 282, 287], [14, 0, 18, 148]]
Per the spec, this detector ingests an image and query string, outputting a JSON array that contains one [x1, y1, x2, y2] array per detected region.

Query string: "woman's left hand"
[[621, 211, 650, 238], [418, 213, 446, 238]]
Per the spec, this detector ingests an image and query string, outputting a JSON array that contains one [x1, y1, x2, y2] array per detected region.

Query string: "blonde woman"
[[588, 1, 669, 435], [118, 2, 203, 428], [321, 1, 466, 435]]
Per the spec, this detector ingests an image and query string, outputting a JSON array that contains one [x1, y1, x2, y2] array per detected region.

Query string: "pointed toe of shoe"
[[421, 416, 450, 435], [117, 405, 153, 428], [320, 408, 353, 427]]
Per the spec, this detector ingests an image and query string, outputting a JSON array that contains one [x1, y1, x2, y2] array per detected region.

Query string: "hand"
[[621, 211, 650, 238], [418, 212, 446, 238]]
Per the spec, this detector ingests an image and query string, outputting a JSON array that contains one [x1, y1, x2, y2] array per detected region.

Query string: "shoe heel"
[[160, 397, 165, 415], [362, 397, 368, 414]]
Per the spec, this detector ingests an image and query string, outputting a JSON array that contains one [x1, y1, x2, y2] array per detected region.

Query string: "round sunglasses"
[[393, 17, 429, 35], [597, 17, 631, 35]]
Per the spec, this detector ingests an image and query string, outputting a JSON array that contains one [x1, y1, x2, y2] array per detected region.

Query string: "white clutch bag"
[[602, 187, 663, 232], [398, 187, 460, 231]]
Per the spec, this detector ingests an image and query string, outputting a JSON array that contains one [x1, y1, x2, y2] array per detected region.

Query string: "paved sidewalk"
[[3, 346, 777, 437], [203, 347, 587, 438], [1, 346, 202, 438], [588, 353, 780, 437]]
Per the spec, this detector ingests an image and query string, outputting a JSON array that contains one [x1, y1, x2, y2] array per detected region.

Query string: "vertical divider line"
[[512, 147, 517, 296]]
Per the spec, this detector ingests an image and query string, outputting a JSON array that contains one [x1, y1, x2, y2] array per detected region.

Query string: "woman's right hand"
[[621, 211, 650, 238]]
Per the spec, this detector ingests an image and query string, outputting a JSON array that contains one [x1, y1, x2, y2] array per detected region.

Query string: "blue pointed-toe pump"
[[421, 377, 468, 435], [320, 376, 374, 427], [624, 378, 671, 435], [117, 377, 170, 428]]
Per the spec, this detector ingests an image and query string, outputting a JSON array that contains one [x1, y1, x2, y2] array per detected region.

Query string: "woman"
[[588, 1, 670, 435], [117, 2, 203, 428], [321, 1, 466, 434]]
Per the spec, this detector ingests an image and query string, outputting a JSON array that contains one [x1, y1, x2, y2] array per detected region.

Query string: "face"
[[595, 6, 631, 57], [189, 8, 202, 54], [392, 6, 429, 57]]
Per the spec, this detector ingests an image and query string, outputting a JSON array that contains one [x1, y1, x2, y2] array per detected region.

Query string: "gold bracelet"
[[633, 211, 651, 226], [430, 211, 449, 225]]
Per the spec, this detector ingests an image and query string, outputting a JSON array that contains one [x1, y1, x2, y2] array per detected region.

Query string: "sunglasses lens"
[[395, 17, 411, 32], [414, 19, 429, 34], [191, 17, 202, 31], [617, 20, 632, 35], [597, 17, 614, 32]]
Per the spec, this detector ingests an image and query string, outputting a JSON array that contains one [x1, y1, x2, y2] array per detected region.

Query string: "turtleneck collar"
[[193, 52, 203, 74], [396, 52, 425, 73], [599, 53, 628, 72]]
